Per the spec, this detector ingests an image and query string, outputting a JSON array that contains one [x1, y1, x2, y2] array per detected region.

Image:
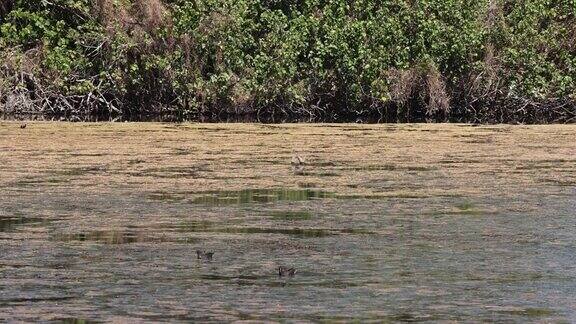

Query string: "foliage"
[[0, 0, 574, 122]]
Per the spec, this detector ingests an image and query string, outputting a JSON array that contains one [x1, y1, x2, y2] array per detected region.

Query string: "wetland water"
[[0, 122, 575, 322]]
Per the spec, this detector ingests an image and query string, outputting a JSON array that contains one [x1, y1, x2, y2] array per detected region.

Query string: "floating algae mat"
[[0, 122, 575, 322]]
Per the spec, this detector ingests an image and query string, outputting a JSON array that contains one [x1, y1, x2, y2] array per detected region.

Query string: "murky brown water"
[[1, 122, 575, 322]]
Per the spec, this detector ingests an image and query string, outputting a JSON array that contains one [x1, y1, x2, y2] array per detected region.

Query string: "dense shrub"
[[0, 0, 574, 122]]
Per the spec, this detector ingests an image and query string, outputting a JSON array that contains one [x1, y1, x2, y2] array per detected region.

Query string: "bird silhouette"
[[291, 155, 304, 165], [196, 250, 214, 261], [278, 266, 296, 277], [291, 155, 305, 175], [20, 124, 27, 129]]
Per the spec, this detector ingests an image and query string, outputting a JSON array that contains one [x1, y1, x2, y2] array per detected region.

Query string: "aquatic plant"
[[0, 0, 574, 122]]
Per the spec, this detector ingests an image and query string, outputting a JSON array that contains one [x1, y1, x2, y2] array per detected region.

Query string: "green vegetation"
[[1, 0, 575, 122]]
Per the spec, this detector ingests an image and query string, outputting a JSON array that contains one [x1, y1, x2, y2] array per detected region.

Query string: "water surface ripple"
[[1, 122, 575, 322]]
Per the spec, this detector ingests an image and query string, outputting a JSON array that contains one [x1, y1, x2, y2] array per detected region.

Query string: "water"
[[0, 122, 575, 322]]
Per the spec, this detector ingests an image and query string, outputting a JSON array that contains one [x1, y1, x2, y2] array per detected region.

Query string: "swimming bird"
[[196, 250, 214, 261], [278, 266, 296, 277], [20, 123, 27, 129]]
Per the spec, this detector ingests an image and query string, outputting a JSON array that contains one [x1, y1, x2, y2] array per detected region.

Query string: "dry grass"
[[92, 0, 132, 33], [92, 0, 171, 36], [0, 46, 43, 113], [484, 0, 502, 29], [387, 64, 451, 118], [134, 0, 171, 33], [387, 68, 417, 107], [424, 64, 450, 117]]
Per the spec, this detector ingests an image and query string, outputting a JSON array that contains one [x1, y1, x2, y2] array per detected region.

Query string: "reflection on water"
[[192, 188, 335, 206], [52, 231, 150, 244], [52, 225, 373, 243], [190, 225, 340, 237], [269, 211, 313, 220], [183, 226, 348, 237], [59, 319, 97, 324], [501, 308, 556, 317], [0, 217, 42, 232]]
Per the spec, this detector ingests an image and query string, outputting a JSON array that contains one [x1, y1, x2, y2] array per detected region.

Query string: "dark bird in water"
[[291, 155, 305, 175], [278, 266, 296, 277], [20, 124, 27, 129], [196, 250, 214, 261]]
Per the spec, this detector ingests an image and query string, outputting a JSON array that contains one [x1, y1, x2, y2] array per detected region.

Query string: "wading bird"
[[291, 155, 305, 175]]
